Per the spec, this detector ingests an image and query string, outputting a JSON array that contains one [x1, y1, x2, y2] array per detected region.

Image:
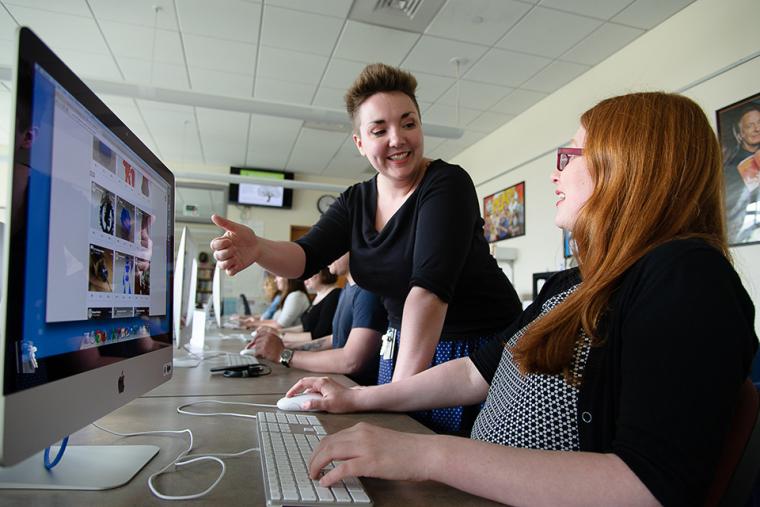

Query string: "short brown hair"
[[344, 63, 420, 130]]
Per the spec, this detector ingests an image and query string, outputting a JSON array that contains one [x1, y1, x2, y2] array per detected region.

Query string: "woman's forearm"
[[393, 286, 448, 381]]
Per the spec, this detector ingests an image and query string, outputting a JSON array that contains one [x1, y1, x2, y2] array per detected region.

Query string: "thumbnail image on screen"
[[115, 197, 135, 242], [88, 245, 114, 292], [91, 182, 115, 235], [114, 251, 134, 295], [92, 137, 115, 173], [135, 257, 150, 295], [135, 208, 153, 249]]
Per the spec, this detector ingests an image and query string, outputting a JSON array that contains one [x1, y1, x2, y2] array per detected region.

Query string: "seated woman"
[[242, 276, 309, 330], [286, 92, 758, 506], [245, 253, 387, 386], [297, 267, 342, 340]]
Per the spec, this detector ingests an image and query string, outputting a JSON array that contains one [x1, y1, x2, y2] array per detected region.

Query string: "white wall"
[[454, 0, 760, 334]]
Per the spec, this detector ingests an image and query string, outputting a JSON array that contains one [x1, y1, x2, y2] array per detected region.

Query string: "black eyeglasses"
[[556, 147, 583, 171]]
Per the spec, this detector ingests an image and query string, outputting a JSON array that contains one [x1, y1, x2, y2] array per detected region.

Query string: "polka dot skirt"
[[378, 328, 494, 435]]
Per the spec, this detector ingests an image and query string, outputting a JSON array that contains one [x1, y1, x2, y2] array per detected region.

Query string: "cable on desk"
[[43, 435, 69, 469], [92, 421, 259, 501], [177, 399, 277, 419]]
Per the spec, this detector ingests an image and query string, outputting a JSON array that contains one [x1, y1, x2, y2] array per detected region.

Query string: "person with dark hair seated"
[[246, 253, 386, 386], [286, 92, 758, 507], [299, 267, 342, 340]]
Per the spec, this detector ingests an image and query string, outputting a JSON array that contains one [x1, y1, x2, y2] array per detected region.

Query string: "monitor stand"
[[0, 444, 159, 490]]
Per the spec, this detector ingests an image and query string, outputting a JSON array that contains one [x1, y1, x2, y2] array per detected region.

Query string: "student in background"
[[242, 276, 309, 330], [288, 92, 758, 507], [247, 253, 386, 386], [210, 63, 521, 435], [299, 267, 342, 340]]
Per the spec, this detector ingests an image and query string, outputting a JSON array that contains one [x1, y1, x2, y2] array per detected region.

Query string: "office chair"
[[239, 294, 252, 316], [704, 378, 760, 507]]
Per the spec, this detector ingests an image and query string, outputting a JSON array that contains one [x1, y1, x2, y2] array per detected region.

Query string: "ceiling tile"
[[333, 20, 418, 65], [539, 0, 632, 20], [119, 57, 190, 88], [437, 80, 512, 110], [561, 22, 644, 66], [321, 58, 366, 89], [496, 6, 601, 58], [612, 0, 695, 29], [520, 60, 590, 93], [254, 77, 316, 104], [423, 102, 482, 127], [322, 148, 370, 178], [312, 86, 346, 110], [261, 5, 344, 56], [7, 6, 109, 54], [54, 48, 123, 80], [401, 36, 488, 78], [264, 0, 352, 19], [491, 88, 547, 115], [5, 0, 91, 17], [175, 0, 260, 43], [183, 34, 256, 75], [137, 101, 202, 162], [428, 141, 464, 161], [423, 135, 447, 154], [257, 46, 328, 85], [467, 111, 515, 133], [426, 0, 532, 45], [89, 0, 179, 29], [196, 107, 249, 165], [0, 39, 14, 67], [464, 48, 550, 87], [0, 7, 18, 41], [100, 21, 184, 64], [410, 71, 456, 103], [286, 128, 348, 174], [246, 114, 303, 170], [189, 67, 254, 97]]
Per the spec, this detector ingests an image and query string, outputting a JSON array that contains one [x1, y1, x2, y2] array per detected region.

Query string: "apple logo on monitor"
[[118, 371, 125, 394]]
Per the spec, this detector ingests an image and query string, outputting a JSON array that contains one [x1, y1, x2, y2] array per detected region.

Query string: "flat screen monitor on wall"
[[228, 167, 293, 209], [0, 27, 174, 489]]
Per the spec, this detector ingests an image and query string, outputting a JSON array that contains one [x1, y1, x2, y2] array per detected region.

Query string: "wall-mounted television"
[[229, 167, 293, 209]]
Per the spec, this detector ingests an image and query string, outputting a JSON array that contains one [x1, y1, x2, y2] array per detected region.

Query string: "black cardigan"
[[470, 239, 758, 506]]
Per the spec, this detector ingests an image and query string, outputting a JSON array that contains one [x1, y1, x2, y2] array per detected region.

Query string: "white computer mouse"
[[240, 347, 257, 356], [276, 393, 323, 412]]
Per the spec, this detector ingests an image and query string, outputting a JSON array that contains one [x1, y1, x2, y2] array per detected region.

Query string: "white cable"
[[177, 399, 277, 419], [92, 399, 275, 501]]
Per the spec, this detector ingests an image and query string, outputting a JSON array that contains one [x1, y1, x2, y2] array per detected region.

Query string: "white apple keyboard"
[[256, 411, 371, 506]]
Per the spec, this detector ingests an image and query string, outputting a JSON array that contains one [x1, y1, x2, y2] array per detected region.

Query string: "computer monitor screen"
[[1, 27, 174, 473]]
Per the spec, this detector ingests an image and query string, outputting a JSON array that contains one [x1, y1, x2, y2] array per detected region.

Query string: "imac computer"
[[0, 28, 175, 489]]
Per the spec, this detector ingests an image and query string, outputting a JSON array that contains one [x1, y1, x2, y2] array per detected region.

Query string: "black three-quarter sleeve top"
[[295, 160, 521, 338], [469, 239, 758, 506]]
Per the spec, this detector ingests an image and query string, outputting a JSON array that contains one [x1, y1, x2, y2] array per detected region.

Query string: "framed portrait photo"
[[483, 181, 525, 243], [716, 92, 760, 246]]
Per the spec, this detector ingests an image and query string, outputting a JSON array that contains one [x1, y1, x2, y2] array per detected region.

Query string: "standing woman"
[[210, 63, 521, 435]]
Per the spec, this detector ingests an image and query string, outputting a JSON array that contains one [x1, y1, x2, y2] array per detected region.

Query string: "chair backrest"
[[240, 293, 252, 316], [704, 378, 760, 507]]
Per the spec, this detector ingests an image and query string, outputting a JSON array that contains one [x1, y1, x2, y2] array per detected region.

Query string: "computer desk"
[[3, 334, 501, 506], [147, 331, 353, 397]]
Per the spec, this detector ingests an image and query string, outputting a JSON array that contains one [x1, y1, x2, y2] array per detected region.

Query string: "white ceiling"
[[0, 0, 695, 182]]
